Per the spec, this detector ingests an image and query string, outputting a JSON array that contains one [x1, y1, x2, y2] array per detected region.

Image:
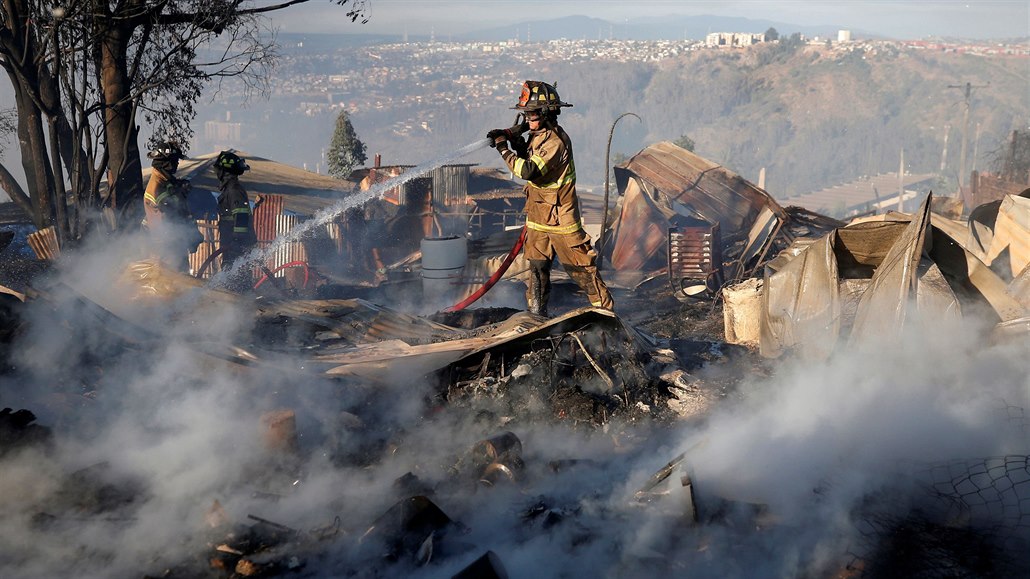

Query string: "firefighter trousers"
[[524, 228, 614, 315]]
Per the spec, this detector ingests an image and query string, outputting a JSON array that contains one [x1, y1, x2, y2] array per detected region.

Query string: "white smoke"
[[1, 215, 1027, 578]]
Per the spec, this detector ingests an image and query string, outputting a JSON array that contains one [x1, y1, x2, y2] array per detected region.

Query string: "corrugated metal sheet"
[[189, 220, 220, 278], [263, 214, 308, 278], [26, 226, 60, 261], [255, 298, 460, 346], [325, 221, 344, 254], [254, 194, 284, 243], [615, 141, 786, 238], [316, 307, 626, 381], [433, 165, 471, 207], [609, 178, 672, 271], [986, 195, 1030, 276]]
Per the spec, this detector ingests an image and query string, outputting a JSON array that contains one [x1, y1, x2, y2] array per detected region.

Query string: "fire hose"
[[254, 261, 310, 290], [196, 247, 309, 291], [444, 225, 527, 312]]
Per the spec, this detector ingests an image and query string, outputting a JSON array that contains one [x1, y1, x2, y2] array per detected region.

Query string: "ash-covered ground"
[[1, 244, 1028, 578]]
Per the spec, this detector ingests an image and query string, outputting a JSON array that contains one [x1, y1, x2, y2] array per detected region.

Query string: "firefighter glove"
[[487, 130, 508, 150]]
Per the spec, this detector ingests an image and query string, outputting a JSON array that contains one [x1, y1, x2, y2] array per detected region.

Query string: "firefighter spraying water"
[[485, 80, 614, 316]]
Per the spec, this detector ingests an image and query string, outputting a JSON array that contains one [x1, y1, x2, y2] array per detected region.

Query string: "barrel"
[[421, 236, 467, 305]]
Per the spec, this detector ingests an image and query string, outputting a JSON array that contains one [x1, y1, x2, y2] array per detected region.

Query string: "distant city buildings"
[[202, 117, 242, 151], [705, 32, 766, 47], [195, 35, 1028, 171]]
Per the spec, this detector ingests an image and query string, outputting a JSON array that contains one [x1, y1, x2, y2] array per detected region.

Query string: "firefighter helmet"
[[512, 80, 572, 114], [215, 151, 250, 176], [147, 141, 184, 162]]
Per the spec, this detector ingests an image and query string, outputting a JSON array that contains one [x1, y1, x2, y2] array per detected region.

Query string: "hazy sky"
[[269, 0, 1030, 40]]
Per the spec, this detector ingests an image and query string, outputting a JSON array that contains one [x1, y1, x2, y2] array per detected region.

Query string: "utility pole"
[[897, 148, 905, 212], [972, 122, 983, 173], [939, 124, 950, 172], [947, 81, 989, 188]]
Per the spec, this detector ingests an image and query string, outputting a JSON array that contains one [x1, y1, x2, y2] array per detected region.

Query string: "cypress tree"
[[328, 111, 367, 179]]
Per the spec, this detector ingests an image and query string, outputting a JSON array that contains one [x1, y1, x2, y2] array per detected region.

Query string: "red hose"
[[195, 247, 225, 279], [254, 260, 310, 290], [444, 226, 527, 312]]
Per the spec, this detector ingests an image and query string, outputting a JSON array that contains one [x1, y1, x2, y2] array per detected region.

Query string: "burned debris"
[[0, 141, 1028, 577]]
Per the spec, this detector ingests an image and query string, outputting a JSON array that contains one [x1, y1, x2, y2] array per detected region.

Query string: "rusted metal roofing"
[[257, 214, 309, 281], [314, 307, 626, 381], [609, 178, 670, 271], [432, 165, 472, 206], [614, 141, 786, 237], [188, 220, 219, 278], [254, 298, 460, 346], [253, 194, 285, 243]]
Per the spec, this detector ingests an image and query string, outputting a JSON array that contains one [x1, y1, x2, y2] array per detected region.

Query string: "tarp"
[[985, 195, 1030, 278], [850, 194, 935, 339], [760, 232, 839, 359], [759, 195, 1025, 358]]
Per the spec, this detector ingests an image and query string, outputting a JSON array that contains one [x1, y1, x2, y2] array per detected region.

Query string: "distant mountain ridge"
[[455, 14, 877, 42], [275, 14, 880, 47]]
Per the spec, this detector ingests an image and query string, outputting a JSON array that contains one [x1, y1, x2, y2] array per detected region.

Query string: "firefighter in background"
[[214, 151, 258, 291], [143, 141, 200, 271], [487, 80, 614, 316]]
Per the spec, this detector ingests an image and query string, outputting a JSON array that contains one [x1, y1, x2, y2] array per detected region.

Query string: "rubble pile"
[[0, 253, 1025, 577], [1, 146, 1028, 576]]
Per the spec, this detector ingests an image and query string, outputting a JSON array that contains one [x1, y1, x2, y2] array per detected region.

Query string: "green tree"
[[674, 134, 696, 152], [764, 27, 779, 41], [327, 110, 367, 179]]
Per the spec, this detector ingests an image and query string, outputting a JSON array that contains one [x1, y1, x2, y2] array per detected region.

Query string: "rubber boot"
[[526, 259, 552, 316]]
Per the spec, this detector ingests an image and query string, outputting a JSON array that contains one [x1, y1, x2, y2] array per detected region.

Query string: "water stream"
[[208, 138, 493, 288]]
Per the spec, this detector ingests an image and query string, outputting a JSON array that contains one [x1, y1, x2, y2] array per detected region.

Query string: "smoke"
[[1, 215, 1027, 577], [664, 310, 1030, 573]]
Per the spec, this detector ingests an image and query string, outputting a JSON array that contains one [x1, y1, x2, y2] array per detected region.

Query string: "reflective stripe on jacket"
[[143, 170, 191, 230], [501, 124, 583, 234]]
